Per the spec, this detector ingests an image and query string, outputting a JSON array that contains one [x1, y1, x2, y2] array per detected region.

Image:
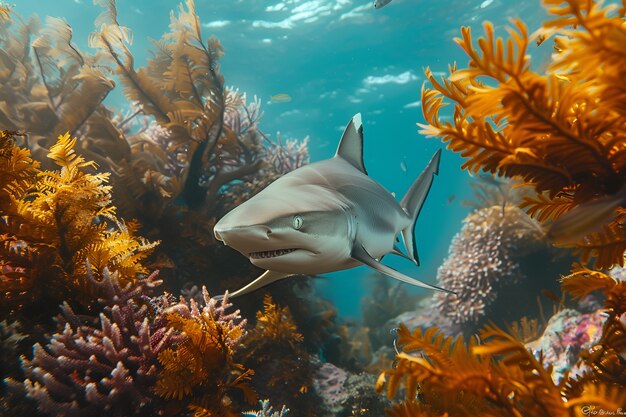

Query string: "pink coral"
[[526, 308, 605, 383]]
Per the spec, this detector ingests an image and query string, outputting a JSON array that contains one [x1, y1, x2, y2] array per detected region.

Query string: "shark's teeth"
[[249, 248, 297, 259]]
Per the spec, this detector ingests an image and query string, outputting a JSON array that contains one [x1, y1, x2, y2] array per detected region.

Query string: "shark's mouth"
[[249, 248, 297, 259]]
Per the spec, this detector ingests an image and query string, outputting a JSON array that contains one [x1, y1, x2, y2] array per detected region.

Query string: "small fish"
[[269, 93, 292, 104], [374, 0, 393, 9], [400, 158, 407, 175], [541, 288, 561, 304]]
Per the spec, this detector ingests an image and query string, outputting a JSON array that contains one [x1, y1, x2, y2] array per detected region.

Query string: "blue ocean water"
[[14, 0, 549, 318]]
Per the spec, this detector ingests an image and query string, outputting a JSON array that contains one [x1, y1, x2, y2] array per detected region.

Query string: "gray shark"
[[374, 0, 393, 9], [213, 113, 450, 298]]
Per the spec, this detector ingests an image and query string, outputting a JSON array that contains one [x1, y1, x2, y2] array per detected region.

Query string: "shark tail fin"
[[400, 149, 441, 266]]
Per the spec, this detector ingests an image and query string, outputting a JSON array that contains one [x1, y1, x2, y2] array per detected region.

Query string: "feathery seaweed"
[[419, 0, 626, 268], [0, 131, 156, 313], [377, 323, 626, 417], [155, 289, 255, 416]]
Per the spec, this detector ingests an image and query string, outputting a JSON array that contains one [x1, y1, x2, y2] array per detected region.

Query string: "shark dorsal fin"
[[336, 113, 367, 174]]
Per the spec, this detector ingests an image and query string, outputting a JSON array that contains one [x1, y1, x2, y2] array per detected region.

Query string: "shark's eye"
[[293, 215, 303, 230]]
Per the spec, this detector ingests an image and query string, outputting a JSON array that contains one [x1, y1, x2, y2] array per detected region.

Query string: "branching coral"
[[238, 295, 317, 417], [377, 324, 626, 417], [419, 0, 626, 268], [0, 131, 156, 313], [9, 268, 172, 417], [0, 320, 26, 381], [244, 399, 289, 417], [155, 288, 255, 416]]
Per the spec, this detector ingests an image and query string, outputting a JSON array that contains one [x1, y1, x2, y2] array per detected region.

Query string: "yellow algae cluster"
[[1, 131, 156, 312]]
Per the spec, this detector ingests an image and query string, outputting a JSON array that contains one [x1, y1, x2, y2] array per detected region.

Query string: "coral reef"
[[244, 400, 289, 417], [0, 320, 26, 380], [433, 204, 562, 333], [312, 360, 389, 417], [526, 308, 605, 383], [9, 268, 170, 417], [0, 131, 156, 315], [419, 0, 626, 268], [155, 288, 255, 416], [238, 295, 317, 417]]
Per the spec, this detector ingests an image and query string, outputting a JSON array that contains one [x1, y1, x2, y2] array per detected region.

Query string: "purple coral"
[[433, 205, 544, 327], [13, 268, 174, 416]]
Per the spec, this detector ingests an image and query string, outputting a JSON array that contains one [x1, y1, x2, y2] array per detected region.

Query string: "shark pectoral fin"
[[352, 245, 454, 294], [218, 270, 293, 300]]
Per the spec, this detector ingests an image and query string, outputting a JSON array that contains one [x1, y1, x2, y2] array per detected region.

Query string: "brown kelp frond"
[[378, 321, 624, 416], [89, 1, 172, 124], [0, 131, 39, 202], [0, 132, 157, 312], [86, 220, 159, 281], [155, 288, 255, 415], [543, 0, 626, 117], [419, 0, 626, 268], [561, 270, 626, 391], [253, 294, 304, 348], [520, 192, 576, 223], [377, 325, 488, 407], [0, 3, 12, 21], [561, 264, 618, 300], [238, 294, 316, 414], [378, 266, 626, 414], [506, 316, 542, 344], [566, 381, 626, 412], [0, 13, 115, 161], [385, 401, 436, 417]]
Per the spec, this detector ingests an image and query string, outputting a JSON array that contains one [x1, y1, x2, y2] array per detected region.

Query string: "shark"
[[213, 113, 451, 298], [374, 0, 393, 9]]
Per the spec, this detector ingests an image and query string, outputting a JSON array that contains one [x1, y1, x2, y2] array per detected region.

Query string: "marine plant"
[[419, 0, 626, 268], [560, 266, 626, 391], [0, 1, 309, 291], [238, 295, 318, 417], [377, 322, 626, 417], [155, 288, 256, 416], [0, 131, 156, 314], [377, 257, 626, 415]]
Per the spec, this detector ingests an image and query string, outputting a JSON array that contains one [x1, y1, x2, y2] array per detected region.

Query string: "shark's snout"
[[214, 222, 273, 251]]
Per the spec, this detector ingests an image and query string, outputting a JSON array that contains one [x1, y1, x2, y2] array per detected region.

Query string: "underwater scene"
[[1, 0, 626, 415]]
